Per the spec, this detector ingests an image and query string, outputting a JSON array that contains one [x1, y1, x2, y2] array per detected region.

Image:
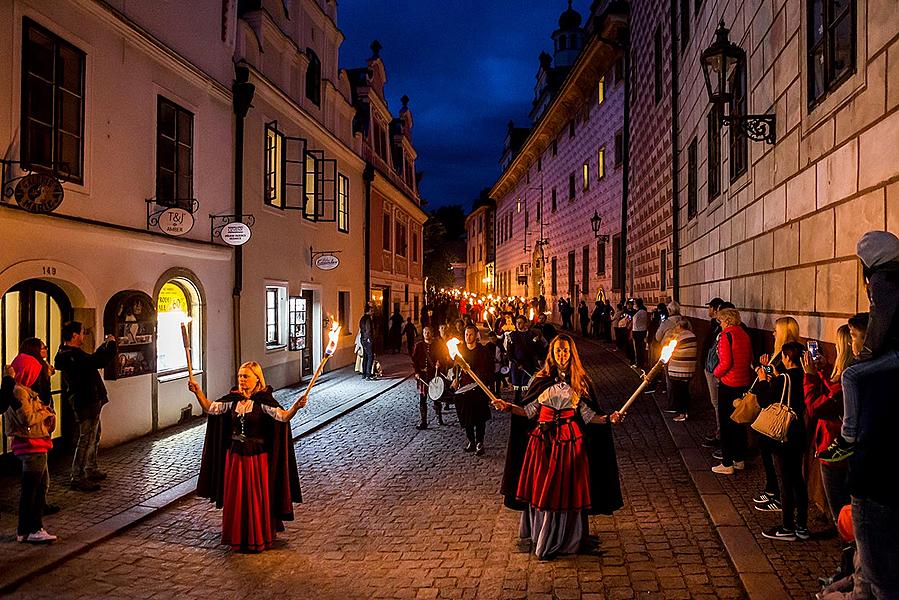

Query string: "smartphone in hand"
[[807, 340, 819, 360]]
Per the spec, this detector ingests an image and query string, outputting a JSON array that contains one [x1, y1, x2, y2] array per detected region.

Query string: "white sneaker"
[[711, 464, 734, 475], [16, 535, 25, 543], [25, 529, 57, 543], [733, 461, 745, 470]]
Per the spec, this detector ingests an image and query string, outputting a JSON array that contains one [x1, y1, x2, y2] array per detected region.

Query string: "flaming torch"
[[301, 321, 342, 399], [445, 338, 503, 409], [180, 315, 196, 386], [619, 339, 678, 414], [529, 307, 535, 322]]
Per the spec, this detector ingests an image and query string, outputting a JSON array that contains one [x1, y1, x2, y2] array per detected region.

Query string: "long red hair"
[[535, 334, 589, 407]]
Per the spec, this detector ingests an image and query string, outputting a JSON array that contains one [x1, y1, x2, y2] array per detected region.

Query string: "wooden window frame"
[[156, 96, 194, 209]]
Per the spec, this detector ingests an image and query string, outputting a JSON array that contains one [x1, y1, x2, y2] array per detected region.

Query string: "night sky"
[[338, 1, 587, 212]]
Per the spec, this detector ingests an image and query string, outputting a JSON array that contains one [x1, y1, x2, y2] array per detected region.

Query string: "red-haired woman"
[[494, 334, 623, 560]]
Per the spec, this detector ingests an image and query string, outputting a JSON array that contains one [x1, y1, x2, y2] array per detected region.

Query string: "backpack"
[[706, 331, 732, 375]]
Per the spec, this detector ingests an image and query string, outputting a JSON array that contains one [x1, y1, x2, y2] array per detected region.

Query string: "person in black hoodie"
[[755, 342, 808, 542], [819, 231, 899, 462], [54, 321, 117, 492]]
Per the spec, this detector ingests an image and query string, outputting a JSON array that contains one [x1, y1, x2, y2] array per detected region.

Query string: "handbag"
[[731, 377, 761, 424], [751, 373, 796, 443]]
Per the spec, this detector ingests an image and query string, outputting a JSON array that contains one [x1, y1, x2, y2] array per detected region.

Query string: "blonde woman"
[[803, 325, 854, 524], [189, 362, 306, 552], [710, 308, 754, 475], [494, 334, 623, 559]]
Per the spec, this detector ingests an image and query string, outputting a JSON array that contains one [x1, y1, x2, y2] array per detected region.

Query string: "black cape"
[[500, 371, 624, 516], [196, 387, 302, 527]]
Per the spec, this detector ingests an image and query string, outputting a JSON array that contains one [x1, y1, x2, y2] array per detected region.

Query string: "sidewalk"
[[572, 331, 840, 599], [0, 352, 413, 593]]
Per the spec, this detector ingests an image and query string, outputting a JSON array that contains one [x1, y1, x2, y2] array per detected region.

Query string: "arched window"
[[305, 48, 321, 106], [156, 278, 202, 374], [558, 36, 568, 51]]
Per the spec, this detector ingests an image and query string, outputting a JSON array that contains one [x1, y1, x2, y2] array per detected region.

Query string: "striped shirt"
[[667, 330, 698, 380]]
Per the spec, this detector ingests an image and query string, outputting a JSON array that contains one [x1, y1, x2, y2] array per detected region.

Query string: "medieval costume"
[[452, 342, 494, 453], [511, 369, 622, 559], [412, 337, 449, 428], [196, 387, 302, 552]]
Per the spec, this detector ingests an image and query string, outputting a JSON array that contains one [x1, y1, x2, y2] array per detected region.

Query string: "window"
[[614, 59, 624, 84], [680, 0, 690, 51], [598, 147, 606, 179], [382, 212, 391, 251], [265, 124, 285, 208], [583, 161, 590, 191], [21, 19, 85, 183], [538, 156, 542, 172], [808, 0, 856, 107], [551, 187, 557, 212], [536, 201, 541, 222], [412, 230, 419, 262], [687, 137, 698, 219], [660, 249, 668, 291], [337, 173, 349, 232], [338, 291, 351, 335], [612, 234, 621, 291], [156, 279, 201, 373], [568, 173, 576, 201], [413, 294, 419, 321], [582, 246, 590, 295], [404, 284, 409, 303], [305, 48, 321, 106], [568, 252, 576, 298], [265, 285, 287, 348], [552, 139, 558, 156], [729, 63, 748, 181], [396, 220, 407, 257], [707, 107, 721, 201], [551, 257, 558, 295], [614, 130, 623, 167], [569, 120, 575, 138], [597, 241, 606, 274], [597, 75, 605, 105], [654, 26, 663, 104], [156, 97, 193, 208]]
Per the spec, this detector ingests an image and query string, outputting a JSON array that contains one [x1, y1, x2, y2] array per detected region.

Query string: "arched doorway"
[[1, 279, 73, 454]]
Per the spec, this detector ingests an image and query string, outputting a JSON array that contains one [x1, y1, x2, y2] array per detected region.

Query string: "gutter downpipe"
[[670, 0, 680, 302], [363, 162, 375, 305], [232, 62, 255, 374]]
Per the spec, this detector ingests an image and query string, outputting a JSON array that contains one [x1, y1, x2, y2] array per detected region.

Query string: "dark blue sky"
[[338, 1, 588, 212]]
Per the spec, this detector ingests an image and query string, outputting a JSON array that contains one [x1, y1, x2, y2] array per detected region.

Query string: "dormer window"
[[305, 48, 321, 106]]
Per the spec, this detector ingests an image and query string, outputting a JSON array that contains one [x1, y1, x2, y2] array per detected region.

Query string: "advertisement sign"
[[158, 207, 194, 236], [221, 221, 252, 246], [313, 254, 340, 271]]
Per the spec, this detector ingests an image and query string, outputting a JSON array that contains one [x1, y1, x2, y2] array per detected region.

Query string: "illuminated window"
[[597, 75, 605, 105], [156, 279, 201, 373], [583, 161, 590, 191], [264, 125, 284, 208], [598, 147, 606, 179], [265, 285, 287, 348], [337, 173, 349, 232]]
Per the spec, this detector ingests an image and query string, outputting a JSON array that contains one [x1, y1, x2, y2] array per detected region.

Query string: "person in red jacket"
[[711, 308, 754, 475], [804, 324, 855, 526]]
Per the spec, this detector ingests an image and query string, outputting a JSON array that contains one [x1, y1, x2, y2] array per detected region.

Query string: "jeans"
[[841, 350, 899, 442], [852, 496, 899, 599], [717, 383, 747, 466], [71, 415, 101, 482], [760, 443, 780, 498], [774, 445, 808, 530], [18, 452, 49, 536], [632, 331, 648, 368], [361, 340, 374, 377], [705, 370, 720, 438], [820, 461, 851, 525]]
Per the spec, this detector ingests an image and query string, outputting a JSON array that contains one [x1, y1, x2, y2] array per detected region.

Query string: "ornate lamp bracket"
[[721, 114, 776, 145]]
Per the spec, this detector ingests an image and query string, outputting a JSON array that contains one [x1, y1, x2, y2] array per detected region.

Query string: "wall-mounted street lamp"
[[591, 211, 609, 243], [700, 21, 776, 145]]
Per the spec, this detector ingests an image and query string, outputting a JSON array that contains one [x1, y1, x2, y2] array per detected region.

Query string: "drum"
[[428, 375, 454, 402]]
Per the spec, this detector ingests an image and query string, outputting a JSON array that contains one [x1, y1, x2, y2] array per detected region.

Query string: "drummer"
[[450, 324, 494, 456], [411, 326, 448, 429]]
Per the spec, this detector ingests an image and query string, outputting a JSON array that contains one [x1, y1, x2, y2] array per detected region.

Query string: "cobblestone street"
[[7, 339, 756, 600]]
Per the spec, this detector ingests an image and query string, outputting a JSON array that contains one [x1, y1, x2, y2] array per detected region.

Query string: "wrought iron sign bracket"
[[1, 159, 69, 202], [310, 247, 342, 267], [721, 114, 777, 145], [210, 213, 256, 242]]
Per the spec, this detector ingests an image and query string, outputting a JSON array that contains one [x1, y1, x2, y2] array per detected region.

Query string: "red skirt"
[[222, 450, 275, 552], [516, 409, 591, 512]]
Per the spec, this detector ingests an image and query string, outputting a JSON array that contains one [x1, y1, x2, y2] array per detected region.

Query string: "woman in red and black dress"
[[189, 362, 304, 552], [494, 334, 623, 559]]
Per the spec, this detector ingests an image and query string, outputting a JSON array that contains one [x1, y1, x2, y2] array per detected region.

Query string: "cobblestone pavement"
[[11, 338, 747, 600], [0, 353, 412, 579]]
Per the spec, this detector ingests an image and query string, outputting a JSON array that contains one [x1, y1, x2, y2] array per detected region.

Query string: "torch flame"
[[489, 306, 496, 314], [325, 321, 341, 356], [482, 310, 488, 322], [446, 337, 461, 360], [529, 308, 535, 321], [660, 339, 678, 363]]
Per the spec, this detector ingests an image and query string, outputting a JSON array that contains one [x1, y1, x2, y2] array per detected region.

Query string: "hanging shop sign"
[[313, 254, 340, 271], [158, 207, 195, 237], [14, 173, 64, 213], [221, 221, 252, 246]]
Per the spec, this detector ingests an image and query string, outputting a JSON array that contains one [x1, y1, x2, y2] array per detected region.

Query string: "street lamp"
[[591, 210, 609, 242], [700, 21, 776, 145]]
